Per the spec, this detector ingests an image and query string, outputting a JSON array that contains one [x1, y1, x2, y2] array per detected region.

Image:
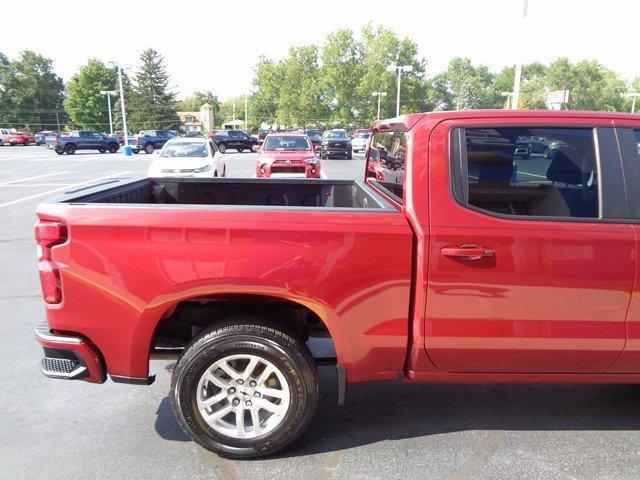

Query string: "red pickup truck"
[[35, 110, 640, 458]]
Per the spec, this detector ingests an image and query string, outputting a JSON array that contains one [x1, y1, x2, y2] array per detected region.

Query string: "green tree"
[[356, 25, 431, 122], [64, 59, 118, 131], [546, 58, 626, 111], [127, 49, 179, 132], [320, 28, 364, 125], [217, 96, 244, 128], [177, 90, 220, 113], [0, 50, 65, 130], [249, 58, 282, 128], [431, 57, 500, 110], [275, 45, 327, 127]]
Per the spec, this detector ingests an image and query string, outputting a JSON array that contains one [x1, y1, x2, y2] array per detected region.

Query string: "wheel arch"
[[131, 285, 350, 378]]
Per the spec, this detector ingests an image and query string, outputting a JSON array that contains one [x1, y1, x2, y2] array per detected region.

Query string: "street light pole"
[[392, 65, 413, 117], [371, 91, 387, 120], [100, 90, 117, 135], [511, 0, 529, 109]]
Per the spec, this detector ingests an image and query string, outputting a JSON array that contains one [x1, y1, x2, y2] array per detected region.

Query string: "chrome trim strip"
[[35, 323, 83, 345]]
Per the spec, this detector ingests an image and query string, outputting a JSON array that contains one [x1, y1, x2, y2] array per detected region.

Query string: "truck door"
[[425, 120, 634, 373], [608, 127, 640, 373], [79, 131, 94, 149]]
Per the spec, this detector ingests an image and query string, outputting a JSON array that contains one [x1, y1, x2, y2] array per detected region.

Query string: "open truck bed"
[[56, 177, 393, 210]]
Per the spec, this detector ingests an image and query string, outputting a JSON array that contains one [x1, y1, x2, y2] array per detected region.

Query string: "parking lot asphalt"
[[2, 146, 640, 480]]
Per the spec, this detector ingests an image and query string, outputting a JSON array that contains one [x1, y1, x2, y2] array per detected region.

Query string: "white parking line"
[[0, 183, 73, 187], [519, 171, 548, 179], [0, 171, 67, 185], [0, 171, 131, 208]]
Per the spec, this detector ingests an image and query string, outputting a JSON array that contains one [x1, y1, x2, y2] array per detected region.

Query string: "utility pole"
[[100, 90, 117, 135], [390, 65, 413, 117], [501, 91, 514, 109], [110, 62, 129, 145], [626, 92, 640, 114], [55, 111, 61, 131], [232, 98, 236, 129], [511, 0, 529, 109], [371, 91, 387, 120]]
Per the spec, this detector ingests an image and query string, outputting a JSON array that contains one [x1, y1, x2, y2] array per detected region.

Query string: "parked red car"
[[8, 131, 35, 145], [34, 109, 640, 458], [255, 132, 321, 178]]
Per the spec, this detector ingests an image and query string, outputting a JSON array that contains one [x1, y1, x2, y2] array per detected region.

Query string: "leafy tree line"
[[1, 28, 640, 132]]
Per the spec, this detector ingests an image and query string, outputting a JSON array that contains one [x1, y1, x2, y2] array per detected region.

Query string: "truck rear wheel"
[[218, 144, 226, 154], [144, 143, 154, 154], [171, 318, 318, 459], [108, 143, 119, 153], [65, 144, 76, 155]]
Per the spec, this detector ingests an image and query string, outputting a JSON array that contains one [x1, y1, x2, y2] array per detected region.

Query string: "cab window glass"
[[367, 131, 407, 200], [457, 127, 599, 218]]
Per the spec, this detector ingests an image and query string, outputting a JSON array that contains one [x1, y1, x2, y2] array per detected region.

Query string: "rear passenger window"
[[453, 127, 599, 218]]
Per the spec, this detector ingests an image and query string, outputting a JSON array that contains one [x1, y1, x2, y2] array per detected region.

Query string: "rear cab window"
[[366, 131, 407, 202], [451, 127, 601, 219]]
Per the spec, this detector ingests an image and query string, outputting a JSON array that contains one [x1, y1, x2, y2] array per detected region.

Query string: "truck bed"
[[56, 177, 393, 210]]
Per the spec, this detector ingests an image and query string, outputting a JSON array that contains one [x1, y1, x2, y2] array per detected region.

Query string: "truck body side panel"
[[37, 204, 413, 383]]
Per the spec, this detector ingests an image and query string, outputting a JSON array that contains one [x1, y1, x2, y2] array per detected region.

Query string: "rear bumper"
[[323, 147, 351, 156], [256, 163, 321, 178], [35, 322, 106, 383]]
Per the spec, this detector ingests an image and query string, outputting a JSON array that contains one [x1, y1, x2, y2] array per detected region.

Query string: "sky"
[[2, 0, 639, 99]]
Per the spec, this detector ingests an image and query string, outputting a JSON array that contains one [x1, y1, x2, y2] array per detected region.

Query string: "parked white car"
[[148, 138, 226, 178], [351, 131, 371, 153]]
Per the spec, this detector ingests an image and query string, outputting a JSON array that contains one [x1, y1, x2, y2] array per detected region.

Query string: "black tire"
[[144, 143, 154, 154], [55, 149, 63, 155], [346, 152, 352, 160], [65, 144, 76, 155], [132, 149, 139, 154], [23, 140, 29, 146], [171, 317, 318, 459], [218, 143, 227, 154], [108, 143, 119, 153], [98, 148, 106, 153], [237, 148, 244, 153]]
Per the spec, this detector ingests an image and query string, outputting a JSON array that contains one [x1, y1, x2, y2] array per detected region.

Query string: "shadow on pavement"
[[154, 366, 640, 455], [155, 396, 190, 442]]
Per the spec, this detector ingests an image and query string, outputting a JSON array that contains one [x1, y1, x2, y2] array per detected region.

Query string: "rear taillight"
[[38, 261, 62, 304], [35, 221, 67, 257], [35, 221, 67, 304], [136, 136, 141, 145]]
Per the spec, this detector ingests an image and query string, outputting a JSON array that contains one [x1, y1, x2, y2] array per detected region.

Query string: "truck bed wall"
[[68, 178, 386, 210]]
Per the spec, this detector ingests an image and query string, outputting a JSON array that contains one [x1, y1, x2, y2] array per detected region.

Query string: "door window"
[[453, 127, 600, 218]]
